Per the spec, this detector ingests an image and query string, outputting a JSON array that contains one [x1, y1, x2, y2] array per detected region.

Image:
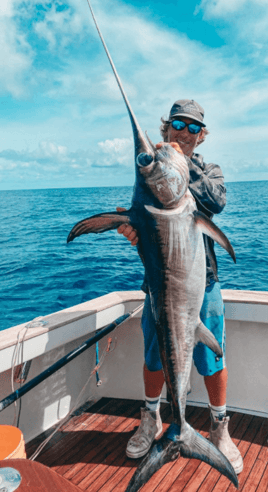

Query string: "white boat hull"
[[0, 290, 267, 444]]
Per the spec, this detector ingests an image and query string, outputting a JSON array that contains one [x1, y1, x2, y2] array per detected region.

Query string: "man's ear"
[[198, 128, 205, 142], [195, 128, 205, 147]]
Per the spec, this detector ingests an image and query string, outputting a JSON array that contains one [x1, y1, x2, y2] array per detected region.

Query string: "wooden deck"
[[26, 398, 268, 492]]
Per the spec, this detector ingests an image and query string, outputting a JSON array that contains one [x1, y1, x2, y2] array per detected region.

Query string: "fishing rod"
[[0, 304, 144, 413]]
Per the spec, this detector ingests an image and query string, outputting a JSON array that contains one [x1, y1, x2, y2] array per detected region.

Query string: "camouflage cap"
[[169, 99, 206, 126]]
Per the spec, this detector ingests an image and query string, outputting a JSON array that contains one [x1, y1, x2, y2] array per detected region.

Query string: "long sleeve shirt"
[[188, 152, 226, 285]]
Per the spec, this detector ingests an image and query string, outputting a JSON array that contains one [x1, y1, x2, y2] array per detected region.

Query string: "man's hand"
[[156, 141, 183, 154], [116, 207, 138, 246]]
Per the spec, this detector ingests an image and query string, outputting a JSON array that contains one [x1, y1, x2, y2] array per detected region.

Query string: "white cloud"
[[1, 0, 265, 113], [98, 138, 131, 153], [196, 0, 247, 17], [196, 0, 266, 17], [0, 0, 268, 188], [32, 1, 86, 50], [196, 0, 268, 46], [36, 141, 68, 160], [0, 0, 91, 97], [0, 0, 15, 16], [0, 3, 33, 97], [0, 137, 134, 180], [0, 141, 88, 171], [96, 137, 133, 167]]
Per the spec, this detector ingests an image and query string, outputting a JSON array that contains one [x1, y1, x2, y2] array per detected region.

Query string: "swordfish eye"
[[136, 153, 154, 167]]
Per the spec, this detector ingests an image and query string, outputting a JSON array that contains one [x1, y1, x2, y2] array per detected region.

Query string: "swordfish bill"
[[67, 2, 238, 490], [85, 0, 153, 161]]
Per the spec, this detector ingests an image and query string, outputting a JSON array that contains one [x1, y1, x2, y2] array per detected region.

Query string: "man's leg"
[[143, 363, 165, 410], [204, 366, 228, 406], [193, 281, 243, 474], [126, 295, 164, 458]]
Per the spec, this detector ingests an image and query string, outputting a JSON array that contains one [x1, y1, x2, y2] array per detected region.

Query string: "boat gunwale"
[[0, 290, 268, 355]]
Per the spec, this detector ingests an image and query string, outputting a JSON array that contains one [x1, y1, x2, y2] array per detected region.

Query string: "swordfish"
[[67, 2, 238, 490]]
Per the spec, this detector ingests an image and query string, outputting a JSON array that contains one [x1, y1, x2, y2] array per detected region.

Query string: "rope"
[[11, 325, 30, 426], [10, 317, 48, 427], [95, 342, 101, 386], [29, 335, 112, 461], [29, 302, 144, 461]]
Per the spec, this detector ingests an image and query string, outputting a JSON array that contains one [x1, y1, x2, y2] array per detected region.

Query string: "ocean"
[[1, 181, 267, 331]]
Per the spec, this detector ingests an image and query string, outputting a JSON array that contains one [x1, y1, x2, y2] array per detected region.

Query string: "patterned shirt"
[[188, 153, 226, 286]]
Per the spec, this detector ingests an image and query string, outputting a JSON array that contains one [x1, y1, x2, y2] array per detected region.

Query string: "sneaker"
[[126, 407, 163, 459], [209, 410, 243, 474]]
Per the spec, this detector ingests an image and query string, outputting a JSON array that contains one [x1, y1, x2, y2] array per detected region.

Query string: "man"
[[117, 99, 243, 474]]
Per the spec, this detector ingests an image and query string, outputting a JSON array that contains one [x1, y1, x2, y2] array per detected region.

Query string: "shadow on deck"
[[26, 398, 268, 492]]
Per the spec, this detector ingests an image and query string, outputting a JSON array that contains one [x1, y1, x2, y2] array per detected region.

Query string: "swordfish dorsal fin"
[[193, 210, 236, 263], [86, 0, 153, 162], [67, 210, 130, 243]]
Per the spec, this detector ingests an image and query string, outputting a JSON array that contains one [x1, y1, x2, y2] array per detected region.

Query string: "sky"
[[0, 0, 268, 190]]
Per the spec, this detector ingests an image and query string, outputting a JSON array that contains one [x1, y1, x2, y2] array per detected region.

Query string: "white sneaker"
[[126, 407, 163, 459]]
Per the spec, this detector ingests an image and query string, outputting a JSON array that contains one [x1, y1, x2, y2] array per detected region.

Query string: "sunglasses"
[[171, 120, 202, 134]]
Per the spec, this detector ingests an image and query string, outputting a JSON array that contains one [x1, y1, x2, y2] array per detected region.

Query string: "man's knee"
[[144, 353, 163, 372]]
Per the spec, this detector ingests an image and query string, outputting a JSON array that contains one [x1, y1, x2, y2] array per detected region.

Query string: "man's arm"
[[188, 159, 226, 216]]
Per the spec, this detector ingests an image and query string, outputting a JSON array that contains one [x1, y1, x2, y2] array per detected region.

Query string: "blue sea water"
[[0, 181, 267, 331]]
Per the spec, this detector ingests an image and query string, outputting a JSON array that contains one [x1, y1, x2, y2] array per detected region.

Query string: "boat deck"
[[26, 398, 268, 492]]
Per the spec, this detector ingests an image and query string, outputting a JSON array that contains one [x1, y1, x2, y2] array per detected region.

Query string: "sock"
[[145, 395, 161, 412], [210, 404, 227, 421]]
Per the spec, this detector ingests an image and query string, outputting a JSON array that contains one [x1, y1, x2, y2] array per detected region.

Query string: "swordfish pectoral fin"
[[125, 424, 238, 491], [195, 319, 223, 357], [67, 210, 131, 243], [193, 211, 236, 263]]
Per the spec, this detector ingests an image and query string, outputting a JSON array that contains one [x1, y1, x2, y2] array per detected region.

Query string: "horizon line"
[[0, 178, 267, 192]]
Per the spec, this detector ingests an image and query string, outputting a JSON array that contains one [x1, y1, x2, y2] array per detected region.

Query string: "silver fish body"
[[122, 152, 237, 492], [67, 3, 238, 490], [67, 147, 237, 491], [141, 191, 206, 422]]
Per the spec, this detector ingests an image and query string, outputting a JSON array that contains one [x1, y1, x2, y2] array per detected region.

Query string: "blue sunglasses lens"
[[188, 124, 202, 134], [171, 120, 202, 134], [171, 120, 186, 131]]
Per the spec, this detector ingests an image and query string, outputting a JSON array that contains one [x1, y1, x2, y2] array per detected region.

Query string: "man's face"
[[166, 116, 202, 157]]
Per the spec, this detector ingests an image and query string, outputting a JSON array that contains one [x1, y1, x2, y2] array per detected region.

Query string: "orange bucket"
[[0, 425, 26, 459]]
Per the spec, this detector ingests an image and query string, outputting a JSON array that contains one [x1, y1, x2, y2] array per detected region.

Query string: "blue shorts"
[[141, 281, 226, 377]]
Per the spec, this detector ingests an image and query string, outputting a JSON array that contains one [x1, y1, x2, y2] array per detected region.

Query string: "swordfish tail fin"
[[67, 210, 131, 243], [125, 434, 180, 492], [125, 423, 238, 492]]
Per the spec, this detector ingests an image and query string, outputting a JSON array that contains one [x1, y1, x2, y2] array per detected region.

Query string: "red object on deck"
[[0, 459, 82, 491]]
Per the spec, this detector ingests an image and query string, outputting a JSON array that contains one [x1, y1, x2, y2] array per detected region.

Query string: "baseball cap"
[[169, 99, 206, 127]]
